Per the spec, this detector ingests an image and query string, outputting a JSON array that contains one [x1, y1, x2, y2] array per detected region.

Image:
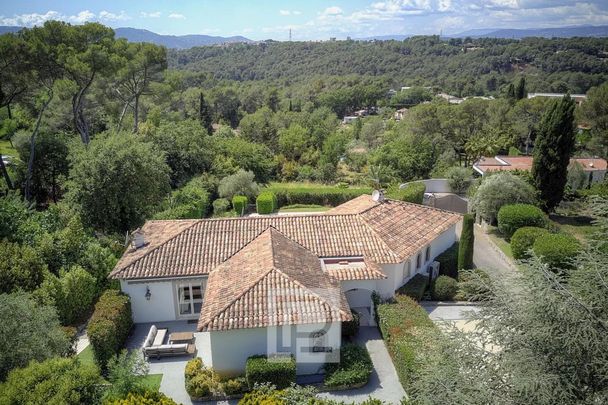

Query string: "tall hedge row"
[[265, 183, 371, 207], [256, 192, 277, 214], [88, 290, 132, 372], [458, 214, 475, 271], [232, 195, 248, 216], [245, 354, 296, 389], [436, 242, 459, 279]]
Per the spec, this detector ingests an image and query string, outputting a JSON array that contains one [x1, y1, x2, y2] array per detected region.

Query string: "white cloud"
[[0, 9, 131, 26], [280, 10, 302, 16], [98, 10, 130, 21], [141, 11, 162, 18], [168, 13, 186, 19], [70, 10, 95, 23], [279, 10, 291, 16], [321, 6, 344, 16]]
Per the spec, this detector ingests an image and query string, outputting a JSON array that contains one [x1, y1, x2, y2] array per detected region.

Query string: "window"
[[176, 280, 205, 317], [425, 246, 431, 262], [403, 260, 411, 283], [416, 253, 422, 269]]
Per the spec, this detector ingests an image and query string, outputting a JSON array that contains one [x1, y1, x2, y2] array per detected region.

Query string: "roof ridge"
[[110, 220, 199, 278], [353, 211, 401, 262]]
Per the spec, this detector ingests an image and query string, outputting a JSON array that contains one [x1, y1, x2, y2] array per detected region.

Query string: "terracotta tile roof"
[[198, 227, 352, 332], [110, 197, 461, 280], [326, 195, 379, 215], [474, 156, 608, 174], [323, 258, 387, 281]]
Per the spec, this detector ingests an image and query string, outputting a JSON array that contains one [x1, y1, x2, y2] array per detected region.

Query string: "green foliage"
[[184, 358, 226, 398], [0, 292, 71, 380], [0, 241, 46, 293], [88, 290, 133, 372], [66, 132, 171, 233], [324, 344, 373, 388], [267, 182, 371, 207], [580, 180, 608, 198], [239, 106, 278, 147], [431, 275, 458, 301], [435, 242, 459, 279], [457, 269, 492, 301], [532, 95, 576, 212], [0, 357, 101, 405], [510, 226, 550, 260], [219, 169, 259, 200], [215, 137, 275, 183], [387, 182, 426, 204], [445, 166, 471, 194], [154, 176, 210, 219], [212, 198, 231, 216], [0, 191, 31, 241], [497, 204, 547, 238], [232, 195, 248, 216], [458, 214, 475, 271], [371, 132, 437, 182], [341, 310, 360, 337], [256, 191, 277, 214], [223, 377, 248, 395], [471, 172, 537, 224], [532, 233, 581, 270], [396, 273, 428, 301], [106, 391, 179, 405], [245, 355, 296, 389], [377, 294, 438, 390], [104, 350, 150, 402]]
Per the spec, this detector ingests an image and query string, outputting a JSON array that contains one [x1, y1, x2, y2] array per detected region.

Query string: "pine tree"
[[458, 214, 474, 271], [506, 83, 516, 100], [516, 76, 527, 100], [198, 92, 213, 134], [532, 95, 576, 212]]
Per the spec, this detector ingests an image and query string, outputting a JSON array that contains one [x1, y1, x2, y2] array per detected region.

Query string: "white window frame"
[[175, 279, 205, 318]]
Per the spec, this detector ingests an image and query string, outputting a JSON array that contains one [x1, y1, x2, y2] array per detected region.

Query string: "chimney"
[[132, 230, 146, 249]]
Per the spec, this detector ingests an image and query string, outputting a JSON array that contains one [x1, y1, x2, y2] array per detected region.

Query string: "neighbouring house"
[[342, 116, 358, 124], [110, 195, 461, 376], [527, 92, 587, 106], [394, 108, 408, 121], [473, 155, 607, 185], [436, 92, 464, 104]]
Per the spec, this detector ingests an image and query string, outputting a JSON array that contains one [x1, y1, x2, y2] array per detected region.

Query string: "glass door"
[[176, 280, 205, 318]]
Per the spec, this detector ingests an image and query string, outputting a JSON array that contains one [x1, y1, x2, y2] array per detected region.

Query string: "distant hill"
[[0, 26, 252, 48], [449, 25, 608, 39]]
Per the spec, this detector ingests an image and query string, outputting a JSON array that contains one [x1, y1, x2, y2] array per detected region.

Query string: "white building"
[[110, 195, 461, 376]]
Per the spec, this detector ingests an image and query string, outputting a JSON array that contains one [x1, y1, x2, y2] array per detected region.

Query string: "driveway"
[[317, 327, 406, 404], [421, 302, 481, 333]]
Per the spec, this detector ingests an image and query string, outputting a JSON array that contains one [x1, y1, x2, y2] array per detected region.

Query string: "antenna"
[[371, 190, 385, 203], [289, 28, 292, 41]]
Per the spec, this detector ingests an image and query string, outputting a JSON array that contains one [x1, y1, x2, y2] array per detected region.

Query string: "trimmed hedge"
[[266, 182, 372, 207], [245, 354, 296, 389], [88, 290, 132, 372], [510, 226, 549, 260], [533, 233, 581, 270], [232, 195, 248, 216], [342, 310, 360, 337], [458, 214, 474, 271], [377, 295, 438, 390], [497, 204, 547, 238], [396, 273, 428, 301], [256, 192, 277, 214], [324, 344, 373, 388], [387, 182, 426, 204], [431, 275, 458, 301], [436, 242, 459, 279]]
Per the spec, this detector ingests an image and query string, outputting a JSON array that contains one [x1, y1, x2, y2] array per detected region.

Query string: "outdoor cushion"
[[143, 325, 157, 348], [152, 328, 167, 347]]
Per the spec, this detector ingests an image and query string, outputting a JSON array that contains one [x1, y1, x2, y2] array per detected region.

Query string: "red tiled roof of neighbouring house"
[[197, 227, 351, 332], [473, 156, 608, 174], [109, 197, 461, 280]]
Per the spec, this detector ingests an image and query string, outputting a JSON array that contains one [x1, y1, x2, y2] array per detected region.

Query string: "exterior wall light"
[[145, 286, 151, 301]]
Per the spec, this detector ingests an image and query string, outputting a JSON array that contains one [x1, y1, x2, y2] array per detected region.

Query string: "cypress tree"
[[532, 95, 576, 212], [198, 92, 213, 134], [507, 83, 516, 100], [458, 214, 475, 271], [516, 77, 527, 100]]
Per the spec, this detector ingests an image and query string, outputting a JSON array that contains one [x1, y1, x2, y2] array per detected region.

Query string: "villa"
[[110, 195, 461, 376]]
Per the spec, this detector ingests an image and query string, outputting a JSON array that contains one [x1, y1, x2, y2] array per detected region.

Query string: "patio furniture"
[[142, 325, 197, 359], [169, 331, 194, 344]]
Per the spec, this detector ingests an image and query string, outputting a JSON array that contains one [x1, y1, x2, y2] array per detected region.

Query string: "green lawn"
[[0, 139, 16, 156], [77, 345, 162, 391], [550, 214, 597, 243], [487, 228, 514, 260]]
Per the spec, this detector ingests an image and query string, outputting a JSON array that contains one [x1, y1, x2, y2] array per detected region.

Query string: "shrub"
[[435, 242, 459, 279], [377, 295, 438, 390], [239, 387, 283, 405], [256, 192, 277, 214], [107, 391, 179, 405], [212, 198, 231, 215], [154, 178, 210, 219], [184, 357, 222, 398], [396, 273, 428, 301], [0, 241, 46, 294], [218, 169, 259, 200], [387, 182, 426, 204], [431, 275, 458, 301], [341, 310, 360, 337], [324, 344, 373, 388], [266, 182, 371, 207], [457, 269, 492, 301], [245, 355, 296, 389], [232, 195, 248, 216], [510, 226, 549, 260], [445, 167, 471, 194], [533, 233, 581, 270], [185, 358, 203, 381], [88, 290, 132, 372], [222, 377, 248, 395], [458, 214, 474, 271], [497, 204, 547, 238]]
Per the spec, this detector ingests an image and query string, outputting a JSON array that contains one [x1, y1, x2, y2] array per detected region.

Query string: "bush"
[[239, 387, 283, 405], [471, 172, 536, 224], [324, 344, 373, 388], [88, 290, 132, 372], [377, 295, 438, 390], [0, 241, 47, 294], [219, 169, 259, 200], [445, 167, 471, 194], [458, 214, 474, 271], [184, 358, 223, 398], [341, 310, 360, 337], [266, 182, 371, 207], [154, 178, 210, 219], [457, 269, 492, 302], [245, 355, 296, 389], [497, 204, 547, 238], [533, 233, 581, 270], [212, 198, 231, 215], [107, 391, 179, 405], [232, 195, 248, 216], [510, 226, 549, 260], [185, 358, 203, 381], [435, 242, 459, 279], [396, 273, 428, 301], [256, 192, 277, 214], [223, 377, 248, 395], [431, 275, 458, 301], [387, 182, 426, 204]]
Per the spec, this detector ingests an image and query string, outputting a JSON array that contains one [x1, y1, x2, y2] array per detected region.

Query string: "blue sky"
[[1, 1, 608, 40]]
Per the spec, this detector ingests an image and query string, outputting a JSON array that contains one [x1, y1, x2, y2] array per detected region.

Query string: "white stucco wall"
[[204, 323, 342, 377], [120, 279, 176, 323]]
